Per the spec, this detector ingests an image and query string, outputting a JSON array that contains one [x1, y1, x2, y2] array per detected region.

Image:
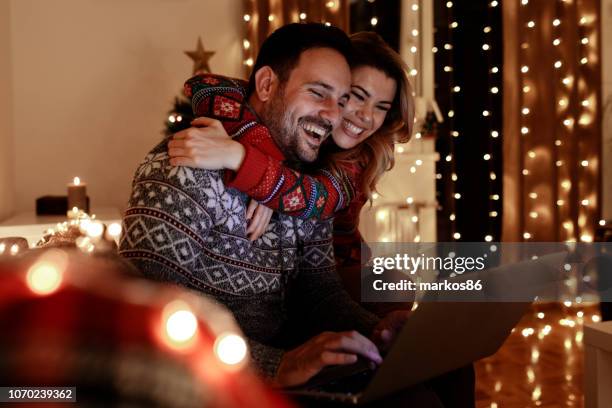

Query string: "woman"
[[169, 32, 415, 306]]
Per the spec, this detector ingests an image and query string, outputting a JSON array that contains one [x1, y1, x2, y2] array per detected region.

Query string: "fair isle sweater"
[[118, 86, 379, 378]]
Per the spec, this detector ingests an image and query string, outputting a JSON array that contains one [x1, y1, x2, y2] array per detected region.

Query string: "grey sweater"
[[119, 139, 379, 377]]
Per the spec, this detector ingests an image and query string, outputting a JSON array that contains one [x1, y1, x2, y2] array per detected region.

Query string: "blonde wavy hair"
[[324, 32, 416, 204]]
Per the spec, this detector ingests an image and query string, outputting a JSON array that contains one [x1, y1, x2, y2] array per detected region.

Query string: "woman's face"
[[332, 66, 397, 149]]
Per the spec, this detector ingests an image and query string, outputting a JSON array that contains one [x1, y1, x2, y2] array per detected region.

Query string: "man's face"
[[262, 48, 351, 162]]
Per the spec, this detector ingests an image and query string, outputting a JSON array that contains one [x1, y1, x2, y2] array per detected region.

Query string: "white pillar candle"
[[67, 177, 87, 211]]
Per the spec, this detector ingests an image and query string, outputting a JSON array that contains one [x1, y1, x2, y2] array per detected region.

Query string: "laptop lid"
[[360, 252, 567, 404]]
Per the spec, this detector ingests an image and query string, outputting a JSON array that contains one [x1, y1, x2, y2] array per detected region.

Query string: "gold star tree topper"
[[185, 37, 215, 75]]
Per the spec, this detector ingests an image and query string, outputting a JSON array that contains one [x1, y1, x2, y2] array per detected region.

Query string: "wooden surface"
[[475, 303, 602, 408]]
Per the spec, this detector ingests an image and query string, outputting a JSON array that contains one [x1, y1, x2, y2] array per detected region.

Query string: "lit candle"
[[67, 177, 88, 212]]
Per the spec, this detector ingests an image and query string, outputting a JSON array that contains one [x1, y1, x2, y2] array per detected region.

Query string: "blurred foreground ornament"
[[0, 249, 291, 408]]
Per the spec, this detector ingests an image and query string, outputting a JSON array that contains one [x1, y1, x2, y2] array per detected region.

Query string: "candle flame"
[[73, 177, 81, 185]]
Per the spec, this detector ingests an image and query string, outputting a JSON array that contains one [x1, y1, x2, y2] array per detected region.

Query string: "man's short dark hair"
[[246, 23, 353, 96]]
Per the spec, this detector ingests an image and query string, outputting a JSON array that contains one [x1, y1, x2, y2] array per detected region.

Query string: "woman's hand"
[[246, 199, 273, 241], [168, 117, 245, 171]]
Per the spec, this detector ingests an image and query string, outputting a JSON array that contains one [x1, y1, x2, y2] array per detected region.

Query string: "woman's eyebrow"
[[351, 85, 370, 97]]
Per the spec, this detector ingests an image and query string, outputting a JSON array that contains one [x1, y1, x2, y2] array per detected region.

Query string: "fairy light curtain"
[[241, 0, 349, 76], [502, 0, 602, 242], [433, 0, 504, 242]]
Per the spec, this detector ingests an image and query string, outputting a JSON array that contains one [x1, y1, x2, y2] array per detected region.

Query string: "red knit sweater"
[[184, 73, 365, 266]]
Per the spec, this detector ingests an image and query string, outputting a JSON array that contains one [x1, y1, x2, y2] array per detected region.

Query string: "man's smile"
[[299, 118, 332, 146]]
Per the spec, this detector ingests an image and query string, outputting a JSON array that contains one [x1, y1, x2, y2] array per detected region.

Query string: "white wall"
[[0, 0, 15, 220], [603, 0, 612, 220], [8, 0, 243, 214]]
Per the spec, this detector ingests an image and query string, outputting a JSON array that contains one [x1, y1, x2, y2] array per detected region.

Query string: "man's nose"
[[319, 99, 342, 128]]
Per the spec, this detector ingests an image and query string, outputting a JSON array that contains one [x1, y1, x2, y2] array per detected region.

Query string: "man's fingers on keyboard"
[[326, 334, 382, 363], [319, 351, 358, 366]]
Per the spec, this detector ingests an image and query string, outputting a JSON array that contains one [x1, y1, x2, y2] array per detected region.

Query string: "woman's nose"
[[356, 106, 373, 124]]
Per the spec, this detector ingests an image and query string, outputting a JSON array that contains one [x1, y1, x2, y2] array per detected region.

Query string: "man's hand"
[[371, 310, 411, 352], [168, 117, 245, 170], [274, 331, 383, 388], [246, 200, 273, 241]]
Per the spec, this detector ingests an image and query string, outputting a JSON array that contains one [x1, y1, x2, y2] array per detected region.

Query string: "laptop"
[[284, 252, 567, 405]]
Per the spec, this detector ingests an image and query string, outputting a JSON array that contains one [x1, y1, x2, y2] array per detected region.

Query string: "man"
[[120, 23, 403, 387]]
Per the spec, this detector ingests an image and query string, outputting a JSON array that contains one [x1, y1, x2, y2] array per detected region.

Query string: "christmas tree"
[[163, 38, 215, 136]]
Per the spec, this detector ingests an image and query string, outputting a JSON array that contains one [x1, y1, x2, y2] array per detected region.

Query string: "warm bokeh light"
[[26, 262, 63, 295], [86, 221, 104, 238], [214, 333, 248, 366], [165, 306, 198, 345], [25, 251, 68, 296]]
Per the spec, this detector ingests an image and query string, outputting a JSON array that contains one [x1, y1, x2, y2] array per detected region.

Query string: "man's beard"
[[261, 88, 320, 163]]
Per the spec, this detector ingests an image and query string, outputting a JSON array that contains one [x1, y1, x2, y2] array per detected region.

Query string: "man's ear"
[[253, 66, 277, 102]]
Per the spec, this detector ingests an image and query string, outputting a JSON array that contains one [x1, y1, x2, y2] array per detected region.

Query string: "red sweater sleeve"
[[228, 153, 359, 220]]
